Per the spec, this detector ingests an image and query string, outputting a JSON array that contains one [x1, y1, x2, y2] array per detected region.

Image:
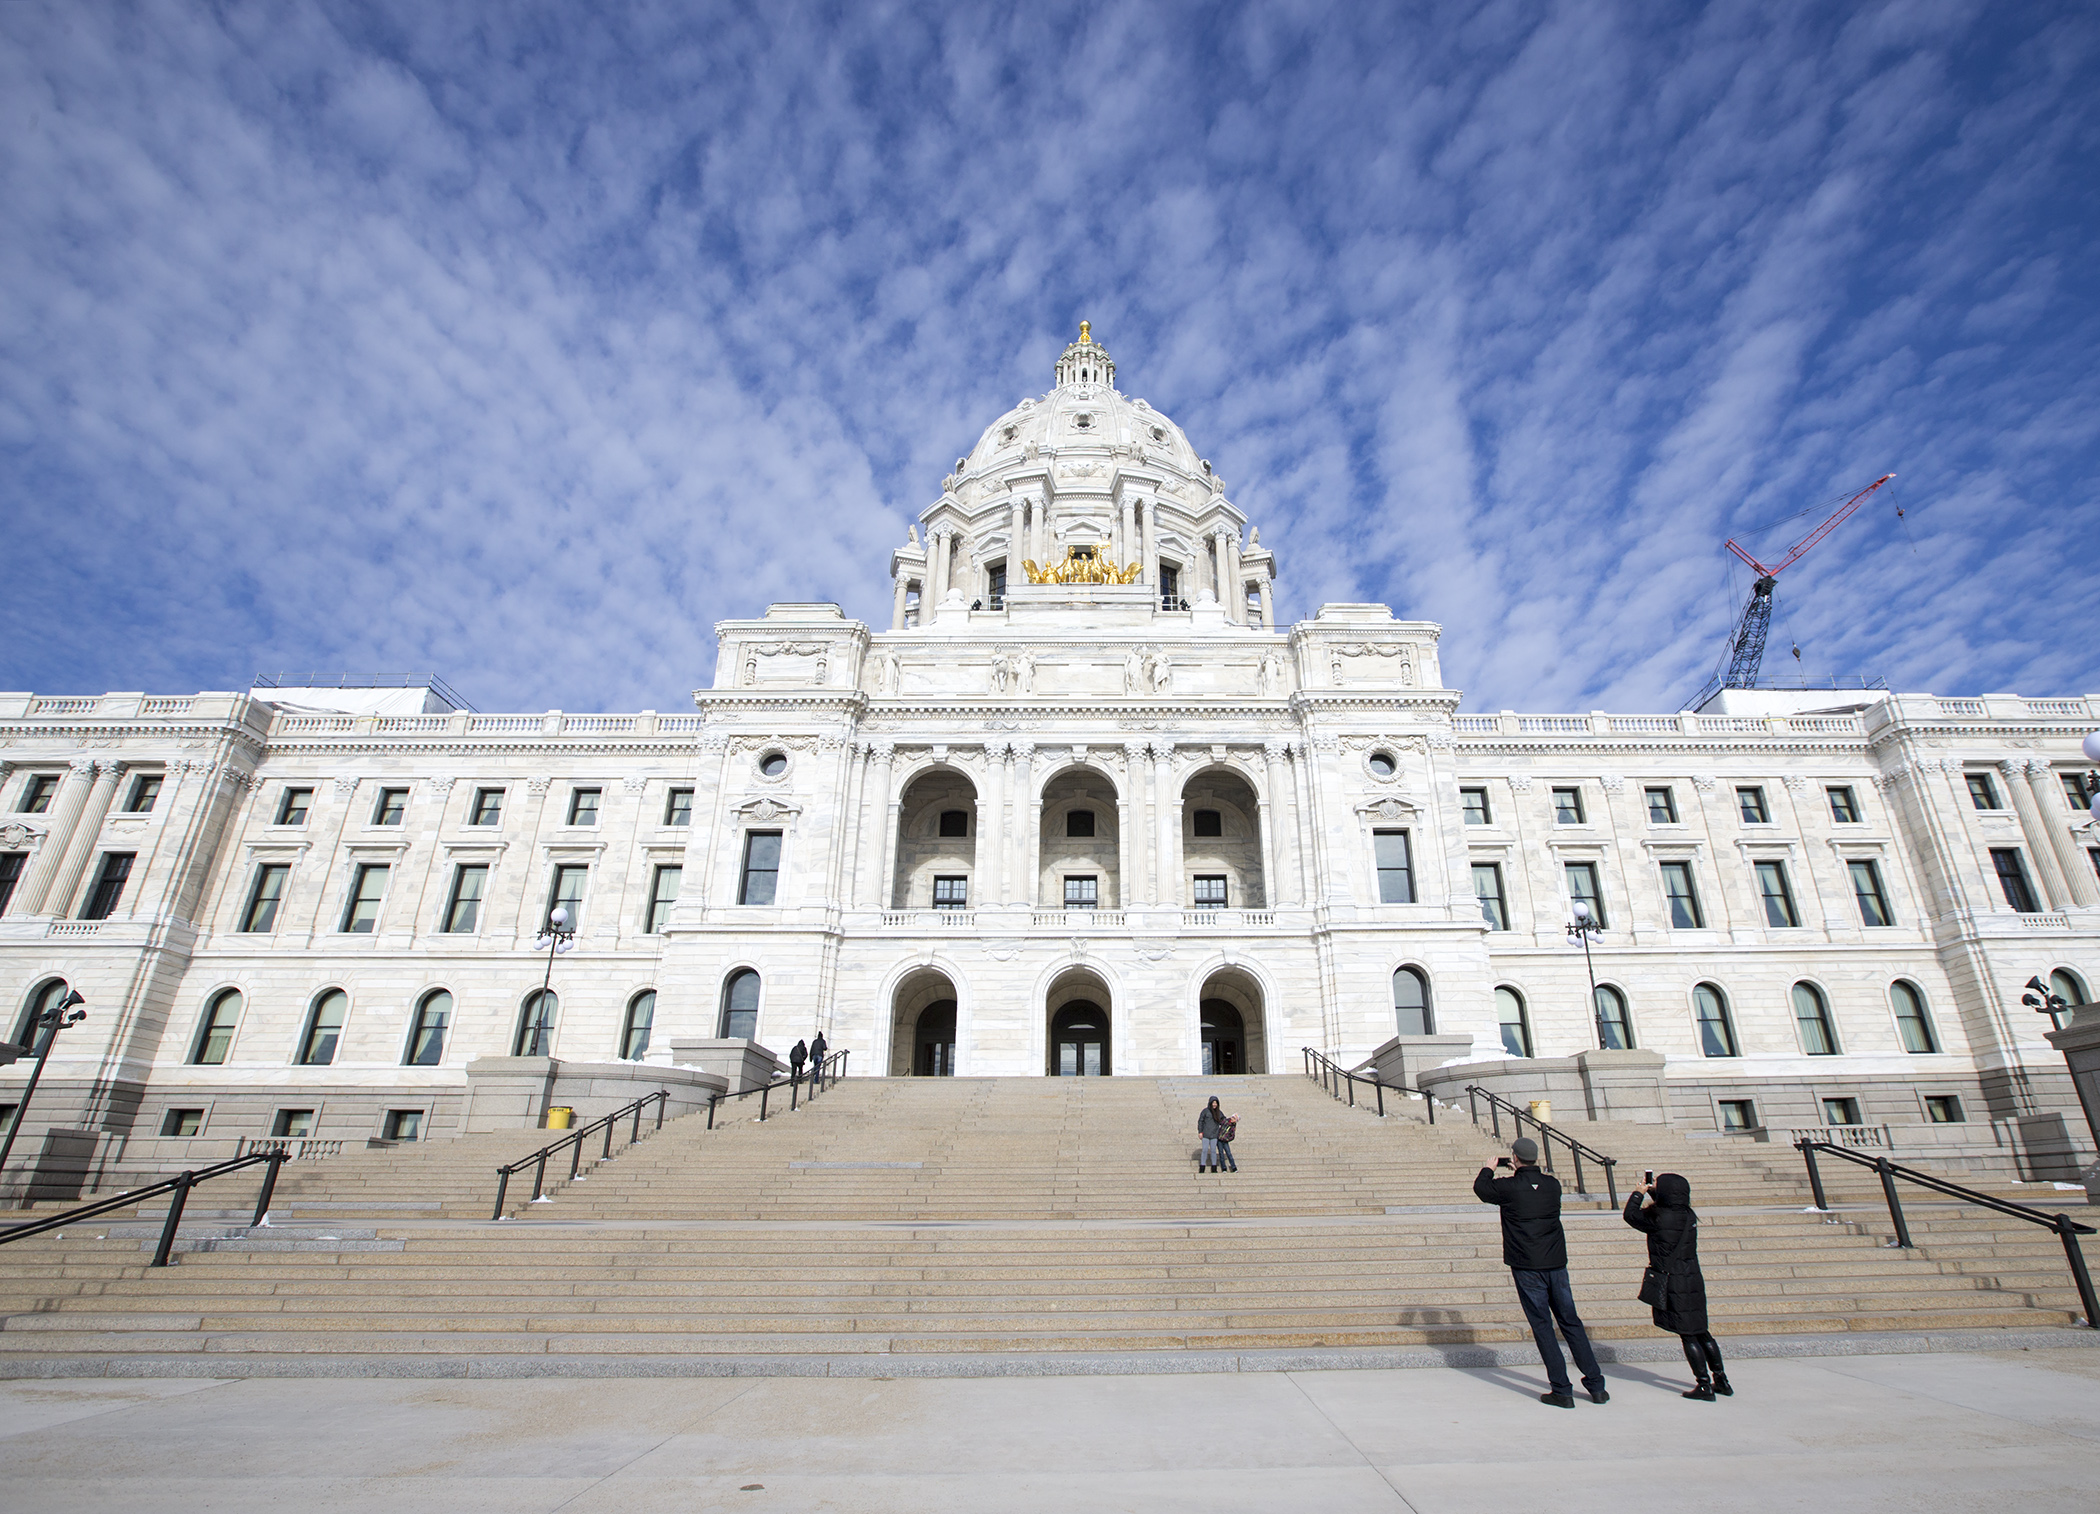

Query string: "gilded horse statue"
[[1022, 547, 1144, 585]]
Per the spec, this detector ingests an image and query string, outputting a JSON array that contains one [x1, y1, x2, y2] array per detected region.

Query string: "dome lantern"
[[1054, 320, 1115, 390]]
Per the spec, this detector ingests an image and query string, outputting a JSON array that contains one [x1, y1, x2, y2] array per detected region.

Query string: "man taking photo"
[[1473, 1137, 1609, 1408]]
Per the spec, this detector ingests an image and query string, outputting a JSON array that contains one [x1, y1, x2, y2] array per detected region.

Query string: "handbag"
[[1637, 1214, 1697, 1307]]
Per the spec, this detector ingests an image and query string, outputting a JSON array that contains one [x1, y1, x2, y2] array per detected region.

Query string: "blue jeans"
[[1199, 1137, 1219, 1167], [1218, 1140, 1237, 1171], [1510, 1267, 1604, 1395]]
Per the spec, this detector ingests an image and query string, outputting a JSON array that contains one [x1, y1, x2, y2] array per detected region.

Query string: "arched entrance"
[[1180, 767, 1265, 909], [1039, 767, 1120, 909], [892, 768, 978, 911], [1045, 967, 1114, 1076], [1197, 968, 1267, 1074], [889, 967, 961, 1076]]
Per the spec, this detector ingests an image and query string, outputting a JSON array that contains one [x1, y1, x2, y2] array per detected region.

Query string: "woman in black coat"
[[1623, 1172, 1731, 1400]]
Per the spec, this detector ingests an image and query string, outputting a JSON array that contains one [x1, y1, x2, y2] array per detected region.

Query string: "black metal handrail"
[[0, 1150, 286, 1267], [1302, 1046, 1437, 1123], [1465, 1084, 1619, 1205], [491, 1089, 670, 1220], [1795, 1138, 2098, 1329], [705, 1049, 851, 1130]]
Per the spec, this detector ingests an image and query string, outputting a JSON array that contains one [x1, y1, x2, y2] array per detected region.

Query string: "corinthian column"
[[985, 741, 1009, 905], [1119, 497, 1136, 570], [1222, 527, 1244, 622], [2023, 758, 2095, 907], [1014, 741, 1037, 904], [1010, 494, 1027, 577], [1124, 742, 1151, 903], [39, 759, 124, 918], [1151, 742, 1178, 906], [2002, 757, 2073, 909], [1142, 501, 1159, 593], [11, 758, 98, 915]]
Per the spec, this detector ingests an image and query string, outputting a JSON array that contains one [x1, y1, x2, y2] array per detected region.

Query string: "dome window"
[[1074, 413, 1093, 429], [1367, 751, 1397, 778], [1151, 426, 1166, 442], [758, 752, 788, 778], [1001, 426, 1017, 444]]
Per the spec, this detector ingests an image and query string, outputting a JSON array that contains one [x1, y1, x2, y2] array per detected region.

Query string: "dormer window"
[[1074, 413, 1092, 429]]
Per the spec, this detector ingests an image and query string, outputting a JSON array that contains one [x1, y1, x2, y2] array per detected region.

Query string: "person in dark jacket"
[[1624, 1172, 1730, 1400], [1197, 1097, 1226, 1172], [809, 1032, 828, 1083], [1474, 1137, 1609, 1408], [788, 1039, 808, 1081]]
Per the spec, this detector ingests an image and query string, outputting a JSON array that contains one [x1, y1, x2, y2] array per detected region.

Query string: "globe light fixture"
[[0, 988, 87, 1200], [1564, 897, 1610, 1049]]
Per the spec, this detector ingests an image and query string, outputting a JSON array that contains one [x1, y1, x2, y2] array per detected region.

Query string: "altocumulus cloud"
[[1, 0, 2095, 713]]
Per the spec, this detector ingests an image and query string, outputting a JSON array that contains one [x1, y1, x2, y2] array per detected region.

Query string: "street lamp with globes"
[[519, 906, 575, 1057], [0, 988, 87, 1201], [1565, 898, 1611, 1049]]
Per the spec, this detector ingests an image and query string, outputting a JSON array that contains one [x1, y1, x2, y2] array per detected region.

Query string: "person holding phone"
[[1624, 1172, 1729, 1400], [1474, 1137, 1608, 1408]]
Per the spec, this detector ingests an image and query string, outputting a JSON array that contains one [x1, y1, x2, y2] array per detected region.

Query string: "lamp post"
[[0, 989, 87, 1201], [2028, 728, 2100, 1159], [522, 906, 575, 1056], [1565, 899, 1610, 1050]]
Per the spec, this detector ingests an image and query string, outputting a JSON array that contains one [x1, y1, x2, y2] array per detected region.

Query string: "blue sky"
[[3, 1, 2096, 715]]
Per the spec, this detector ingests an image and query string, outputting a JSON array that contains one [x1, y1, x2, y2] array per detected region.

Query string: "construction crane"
[[1720, 473, 1896, 689]]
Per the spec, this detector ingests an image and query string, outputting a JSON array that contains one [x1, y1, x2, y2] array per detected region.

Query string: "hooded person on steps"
[[1623, 1172, 1731, 1400]]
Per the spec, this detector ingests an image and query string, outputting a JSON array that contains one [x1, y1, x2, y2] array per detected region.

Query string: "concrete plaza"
[[3, 1346, 2098, 1512]]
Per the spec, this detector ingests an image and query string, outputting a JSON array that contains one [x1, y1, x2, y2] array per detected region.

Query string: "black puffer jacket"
[[1622, 1173, 1709, 1334], [1473, 1164, 1568, 1270]]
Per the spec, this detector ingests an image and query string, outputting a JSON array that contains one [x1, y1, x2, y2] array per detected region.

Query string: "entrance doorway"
[[1049, 1001, 1111, 1076], [1200, 999, 1244, 1075], [915, 1000, 956, 1076]]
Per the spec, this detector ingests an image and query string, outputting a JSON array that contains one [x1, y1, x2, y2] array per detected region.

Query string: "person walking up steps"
[[1197, 1097, 1226, 1173], [1624, 1172, 1731, 1401], [1474, 1137, 1609, 1408], [788, 1039, 807, 1082], [808, 1031, 828, 1084]]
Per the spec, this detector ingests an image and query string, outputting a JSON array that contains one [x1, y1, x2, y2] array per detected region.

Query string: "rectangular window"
[[1659, 861, 1703, 928], [547, 864, 588, 928], [1989, 848, 2038, 912], [1645, 786, 1677, 824], [1373, 830, 1414, 904], [1472, 862, 1507, 930], [1848, 860, 1892, 927], [1065, 809, 1095, 837], [1551, 786, 1584, 824], [1192, 809, 1223, 837], [383, 1109, 423, 1141], [1755, 860, 1799, 927], [738, 832, 781, 905], [1822, 1097, 1862, 1126], [1737, 786, 1769, 823], [1193, 875, 1228, 908], [664, 788, 693, 826], [161, 1108, 205, 1137], [2063, 773, 2095, 814], [19, 774, 59, 813], [372, 788, 407, 826], [646, 865, 683, 931], [80, 852, 134, 920], [1966, 772, 2001, 810], [442, 865, 488, 933], [340, 863, 389, 932], [931, 875, 968, 911], [1925, 1095, 1964, 1124], [1460, 787, 1491, 825], [272, 1109, 315, 1138], [276, 787, 312, 826], [987, 561, 1007, 609], [241, 864, 290, 933], [124, 774, 162, 813], [940, 809, 971, 837], [0, 852, 26, 916], [1827, 786, 1859, 823], [568, 788, 601, 826], [470, 788, 504, 825], [1063, 875, 1098, 909], [1159, 564, 1181, 609], [1564, 861, 1605, 928], [1717, 1099, 1757, 1132]]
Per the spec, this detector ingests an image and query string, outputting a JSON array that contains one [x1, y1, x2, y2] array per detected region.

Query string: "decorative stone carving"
[[429, 775, 458, 794], [621, 776, 648, 794], [331, 775, 361, 797], [526, 776, 554, 795], [1506, 774, 1532, 792], [1259, 654, 1285, 698], [1691, 774, 1717, 792], [1600, 775, 1626, 793], [1781, 775, 1810, 794]]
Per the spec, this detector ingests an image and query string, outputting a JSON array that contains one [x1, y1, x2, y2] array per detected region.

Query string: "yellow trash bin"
[[1528, 1100, 1551, 1125], [545, 1106, 574, 1130]]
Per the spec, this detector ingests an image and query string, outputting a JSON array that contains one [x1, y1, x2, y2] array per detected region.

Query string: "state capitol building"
[[3, 326, 2096, 1195]]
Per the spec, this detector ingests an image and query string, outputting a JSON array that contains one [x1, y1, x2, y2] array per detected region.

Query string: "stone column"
[[857, 743, 895, 906], [930, 529, 951, 602], [39, 759, 123, 918], [1223, 527, 1244, 622], [1014, 742, 1038, 905], [1010, 495, 1027, 576], [1124, 743, 1151, 904], [2026, 759, 2097, 908], [891, 575, 908, 630], [1036, 496, 1052, 566], [1262, 740, 1293, 908], [1119, 497, 1136, 570], [1257, 576, 1274, 630], [985, 741, 1008, 905], [12, 758, 98, 915], [1142, 501, 1159, 592], [2003, 757, 2073, 909], [1152, 742, 1179, 907]]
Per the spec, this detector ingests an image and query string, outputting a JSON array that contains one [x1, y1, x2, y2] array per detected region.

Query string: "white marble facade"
[[3, 326, 2098, 1183]]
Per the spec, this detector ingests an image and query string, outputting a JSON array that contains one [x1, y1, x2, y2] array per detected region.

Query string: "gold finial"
[[1078, 319, 1091, 345]]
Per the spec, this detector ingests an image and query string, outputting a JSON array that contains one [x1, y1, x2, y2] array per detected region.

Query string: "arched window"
[[1594, 985, 1633, 1049], [1693, 983, 1739, 1057], [2042, 968, 2090, 1030], [1890, 981, 1937, 1054], [719, 970, 761, 1040], [1792, 982, 1839, 1056], [192, 988, 242, 1065], [12, 978, 73, 1055], [621, 990, 656, 1060], [1495, 986, 1532, 1058], [297, 989, 347, 1065], [514, 990, 557, 1057], [405, 990, 451, 1066], [1392, 967, 1433, 1036]]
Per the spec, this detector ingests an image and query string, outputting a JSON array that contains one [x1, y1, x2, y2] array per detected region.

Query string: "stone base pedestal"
[[1417, 1049, 1666, 1125], [2045, 1004, 2100, 1187], [1369, 1035, 1477, 1091], [461, 1057, 729, 1133], [669, 1038, 783, 1095]]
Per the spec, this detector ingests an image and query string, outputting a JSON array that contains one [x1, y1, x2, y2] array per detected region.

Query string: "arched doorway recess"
[[1197, 967, 1267, 1074], [1045, 967, 1114, 1076], [889, 967, 961, 1076], [1039, 768, 1119, 909], [892, 769, 978, 911], [1181, 768, 1265, 909]]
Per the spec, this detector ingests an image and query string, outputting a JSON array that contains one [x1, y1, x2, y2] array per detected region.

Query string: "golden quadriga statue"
[[1022, 547, 1145, 585]]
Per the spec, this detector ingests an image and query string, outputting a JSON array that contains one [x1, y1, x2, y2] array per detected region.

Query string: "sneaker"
[[1539, 1391, 1576, 1408], [1587, 1385, 1610, 1405]]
